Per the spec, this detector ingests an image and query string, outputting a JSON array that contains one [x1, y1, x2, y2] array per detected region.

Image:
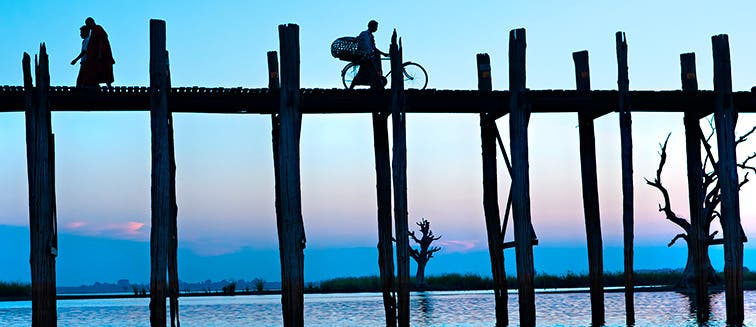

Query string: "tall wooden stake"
[[25, 44, 58, 327], [712, 34, 744, 325], [477, 53, 508, 327], [276, 24, 306, 327], [164, 50, 180, 327], [373, 108, 397, 327], [509, 28, 536, 327], [573, 50, 604, 326], [149, 19, 175, 327], [390, 30, 410, 327], [616, 31, 635, 325], [680, 52, 710, 322]]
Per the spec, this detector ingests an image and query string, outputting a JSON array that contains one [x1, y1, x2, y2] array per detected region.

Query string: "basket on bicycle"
[[331, 37, 363, 62]]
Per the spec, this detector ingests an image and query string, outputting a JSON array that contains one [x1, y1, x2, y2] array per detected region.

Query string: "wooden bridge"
[[4, 19, 755, 327]]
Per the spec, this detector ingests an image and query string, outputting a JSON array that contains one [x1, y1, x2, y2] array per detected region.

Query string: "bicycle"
[[341, 58, 428, 90]]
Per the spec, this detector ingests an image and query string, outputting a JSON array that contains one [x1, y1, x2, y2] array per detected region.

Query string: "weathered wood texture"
[[164, 51, 180, 327], [149, 19, 175, 327], [390, 30, 410, 327], [681, 52, 710, 321], [509, 28, 536, 327], [712, 34, 744, 325], [573, 50, 605, 326], [616, 31, 635, 325], [477, 53, 508, 327], [2, 87, 756, 114], [276, 24, 306, 327], [24, 44, 58, 327], [372, 110, 397, 327]]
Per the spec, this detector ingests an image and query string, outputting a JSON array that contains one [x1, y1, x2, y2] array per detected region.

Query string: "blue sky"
[[1, 0, 756, 276]]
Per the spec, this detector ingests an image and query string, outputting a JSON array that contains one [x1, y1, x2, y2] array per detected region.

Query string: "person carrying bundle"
[[352, 20, 388, 89]]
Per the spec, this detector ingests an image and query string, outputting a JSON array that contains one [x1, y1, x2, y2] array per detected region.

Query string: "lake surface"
[[1, 290, 755, 326]]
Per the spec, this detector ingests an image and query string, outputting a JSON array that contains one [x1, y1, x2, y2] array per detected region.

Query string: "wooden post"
[[276, 24, 306, 327], [477, 53, 508, 327], [508, 28, 536, 327], [371, 38, 397, 327], [164, 50, 180, 327], [616, 31, 635, 325], [680, 52, 710, 322], [24, 44, 58, 327], [373, 108, 397, 327], [573, 50, 604, 326], [712, 34, 744, 325], [268, 51, 280, 90], [149, 19, 174, 327], [390, 30, 410, 327]]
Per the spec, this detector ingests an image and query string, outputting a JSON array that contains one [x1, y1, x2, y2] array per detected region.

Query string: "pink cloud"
[[66, 221, 87, 229], [61, 220, 149, 241], [436, 239, 478, 253]]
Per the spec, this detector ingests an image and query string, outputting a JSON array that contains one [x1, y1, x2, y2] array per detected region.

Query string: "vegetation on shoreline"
[[3, 269, 755, 299], [0, 281, 31, 298], [316, 270, 756, 293]]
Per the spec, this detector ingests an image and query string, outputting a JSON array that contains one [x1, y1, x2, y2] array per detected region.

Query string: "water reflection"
[[678, 290, 714, 325], [0, 290, 754, 326], [415, 291, 434, 326]]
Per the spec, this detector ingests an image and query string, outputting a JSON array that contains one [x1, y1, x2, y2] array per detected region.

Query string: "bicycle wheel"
[[342, 62, 360, 89], [401, 62, 428, 90]]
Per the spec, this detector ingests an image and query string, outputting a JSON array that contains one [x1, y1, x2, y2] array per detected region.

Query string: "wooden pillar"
[[389, 30, 410, 327], [477, 53, 508, 327], [711, 34, 744, 325], [149, 19, 175, 327], [371, 38, 397, 327], [276, 24, 306, 327], [573, 50, 604, 326], [164, 50, 180, 327], [508, 28, 535, 327], [373, 108, 397, 327], [24, 44, 58, 327], [680, 53, 710, 321], [268, 51, 280, 90], [616, 31, 635, 325]]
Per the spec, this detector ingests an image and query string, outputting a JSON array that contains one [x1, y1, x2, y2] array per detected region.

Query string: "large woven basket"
[[331, 37, 361, 62]]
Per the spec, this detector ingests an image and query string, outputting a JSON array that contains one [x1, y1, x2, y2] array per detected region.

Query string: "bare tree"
[[409, 218, 441, 291], [646, 123, 752, 290]]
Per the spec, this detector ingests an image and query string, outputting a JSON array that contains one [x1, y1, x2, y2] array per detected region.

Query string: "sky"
[[1, 1, 756, 282]]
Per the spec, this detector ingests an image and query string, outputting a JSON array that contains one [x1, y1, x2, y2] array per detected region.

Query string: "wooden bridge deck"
[[1, 85, 755, 114]]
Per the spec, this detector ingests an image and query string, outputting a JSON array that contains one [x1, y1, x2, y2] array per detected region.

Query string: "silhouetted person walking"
[[84, 17, 115, 87], [352, 20, 388, 89], [71, 25, 95, 87]]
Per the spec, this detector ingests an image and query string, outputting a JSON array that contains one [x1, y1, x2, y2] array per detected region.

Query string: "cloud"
[[61, 220, 148, 241], [66, 221, 87, 229], [436, 239, 478, 253]]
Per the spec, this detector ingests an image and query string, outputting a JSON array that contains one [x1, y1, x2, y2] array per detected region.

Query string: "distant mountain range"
[[0, 225, 753, 287]]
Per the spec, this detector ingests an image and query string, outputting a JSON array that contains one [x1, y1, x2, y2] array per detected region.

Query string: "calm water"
[[0, 290, 754, 326]]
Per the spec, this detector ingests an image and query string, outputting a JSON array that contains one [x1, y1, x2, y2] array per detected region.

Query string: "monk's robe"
[[88, 25, 115, 84]]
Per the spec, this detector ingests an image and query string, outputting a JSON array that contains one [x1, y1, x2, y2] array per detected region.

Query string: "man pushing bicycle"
[[352, 20, 388, 89]]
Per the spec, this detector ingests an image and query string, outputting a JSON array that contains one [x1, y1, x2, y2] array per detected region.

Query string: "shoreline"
[[1, 285, 749, 302]]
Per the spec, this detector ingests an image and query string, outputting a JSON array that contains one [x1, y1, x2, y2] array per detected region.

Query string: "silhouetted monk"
[[351, 20, 388, 89], [71, 25, 96, 87], [84, 17, 115, 87]]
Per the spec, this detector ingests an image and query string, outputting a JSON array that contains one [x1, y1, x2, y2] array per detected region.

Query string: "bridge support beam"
[[389, 30, 410, 327], [275, 23, 307, 327], [373, 109, 397, 327], [712, 34, 744, 325], [573, 50, 605, 326], [477, 53, 508, 327], [680, 52, 711, 322], [149, 19, 178, 327], [508, 28, 536, 327], [24, 44, 58, 327], [616, 31, 635, 326]]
